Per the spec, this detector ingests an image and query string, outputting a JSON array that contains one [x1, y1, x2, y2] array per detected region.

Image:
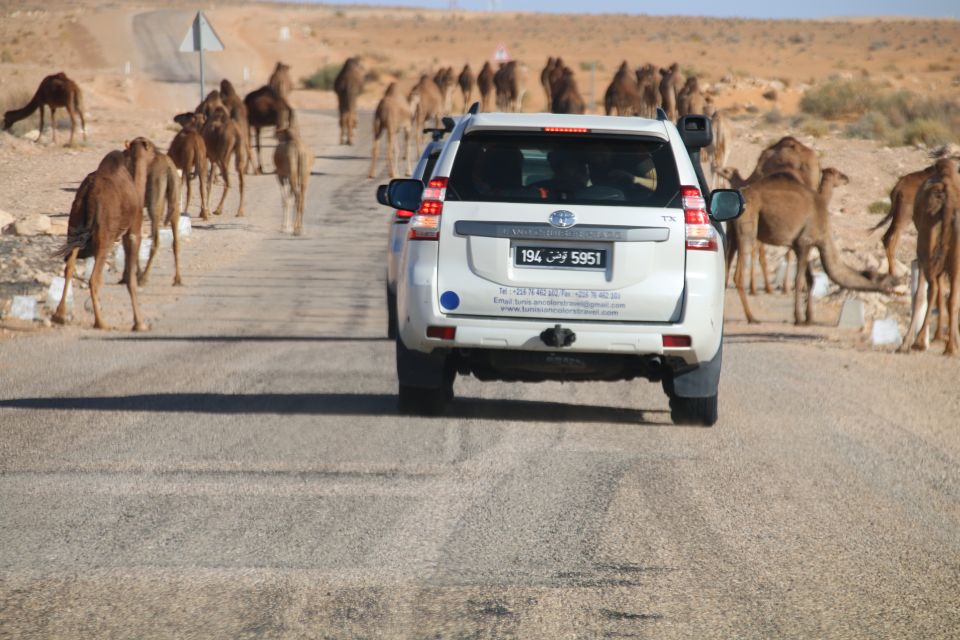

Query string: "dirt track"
[[0, 109, 958, 638]]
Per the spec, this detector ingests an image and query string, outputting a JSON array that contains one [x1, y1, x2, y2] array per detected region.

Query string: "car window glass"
[[447, 132, 680, 207]]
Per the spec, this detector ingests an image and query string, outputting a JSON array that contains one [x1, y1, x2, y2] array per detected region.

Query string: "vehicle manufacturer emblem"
[[548, 210, 577, 228]]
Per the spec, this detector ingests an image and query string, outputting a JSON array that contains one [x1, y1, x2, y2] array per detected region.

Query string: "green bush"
[[302, 64, 342, 91], [868, 200, 890, 215], [901, 119, 953, 146]]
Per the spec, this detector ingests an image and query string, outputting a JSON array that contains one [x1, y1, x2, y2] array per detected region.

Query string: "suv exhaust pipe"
[[540, 324, 576, 348]]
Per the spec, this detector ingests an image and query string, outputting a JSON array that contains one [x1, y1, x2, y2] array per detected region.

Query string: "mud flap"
[[396, 337, 453, 389], [663, 340, 722, 399]]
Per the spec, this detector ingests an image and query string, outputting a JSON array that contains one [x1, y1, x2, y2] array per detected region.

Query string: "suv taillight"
[[681, 185, 717, 252], [409, 177, 447, 241]]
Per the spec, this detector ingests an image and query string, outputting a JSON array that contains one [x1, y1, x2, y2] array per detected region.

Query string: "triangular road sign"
[[179, 11, 224, 53], [494, 43, 510, 62]]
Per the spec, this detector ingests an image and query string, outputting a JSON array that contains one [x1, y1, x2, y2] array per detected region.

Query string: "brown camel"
[[734, 168, 894, 325], [604, 61, 642, 116], [635, 64, 661, 118], [3, 72, 86, 145], [434, 66, 456, 114], [125, 137, 183, 287], [706, 110, 730, 188], [457, 64, 475, 110], [408, 74, 443, 150], [900, 158, 960, 355], [220, 79, 256, 175], [540, 57, 558, 107], [494, 61, 521, 112], [550, 67, 586, 115], [269, 61, 293, 100], [196, 89, 225, 119], [53, 141, 153, 330], [169, 112, 211, 221], [658, 63, 683, 121], [274, 126, 313, 236], [369, 83, 412, 180], [477, 62, 495, 112], [334, 57, 364, 145], [871, 164, 937, 277], [243, 85, 293, 173], [677, 76, 706, 117], [202, 106, 246, 217]]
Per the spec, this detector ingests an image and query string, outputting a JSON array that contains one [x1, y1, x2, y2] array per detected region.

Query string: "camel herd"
[[3, 61, 959, 356], [3, 65, 309, 331]]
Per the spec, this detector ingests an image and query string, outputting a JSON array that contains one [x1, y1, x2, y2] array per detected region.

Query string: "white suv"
[[380, 111, 743, 426]]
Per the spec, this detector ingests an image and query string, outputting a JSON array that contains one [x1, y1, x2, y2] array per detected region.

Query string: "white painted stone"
[[837, 298, 865, 329], [775, 256, 797, 288], [158, 228, 174, 248], [9, 295, 37, 320], [13, 213, 51, 236], [46, 276, 73, 309], [177, 215, 191, 237], [811, 271, 830, 298], [871, 317, 902, 346], [138, 238, 153, 263], [81, 256, 96, 278]]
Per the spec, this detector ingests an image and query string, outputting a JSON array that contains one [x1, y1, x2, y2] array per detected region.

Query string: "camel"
[[202, 106, 246, 217], [269, 61, 293, 100], [220, 79, 256, 175], [658, 63, 683, 121], [871, 164, 937, 277], [540, 57, 558, 107], [677, 76, 706, 117], [494, 61, 522, 113], [550, 67, 586, 115], [408, 74, 443, 150], [705, 110, 729, 189], [635, 64, 661, 118], [457, 64, 475, 110], [243, 85, 294, 173], [3, 72, 86, 145], [334, 57, 364, 145], [733, 168, 895, 325], [53, 141, 154, 330], [124, 137, 183, 287], [274, 126, 312, 236], [900, 158, 960, 355], [434, 66, 456, 114], [169, 112, 211, 221], [477, 62, 495, 112], [604, 61, 642, 116], [196, 89, 225, 119], [369, 83, 412, 180]]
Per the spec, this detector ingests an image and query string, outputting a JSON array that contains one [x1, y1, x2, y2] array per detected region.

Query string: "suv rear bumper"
[[397, 243, 724, 367]]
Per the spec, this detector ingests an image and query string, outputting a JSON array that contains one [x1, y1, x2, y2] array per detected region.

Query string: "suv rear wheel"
[[386, 283, 398, 340], [668, 395, 718, 427], [396, 337, 454, 416]]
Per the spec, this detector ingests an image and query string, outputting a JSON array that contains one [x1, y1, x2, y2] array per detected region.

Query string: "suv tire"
[[396, 337, 454, 416], [386, 284, 398, 340], [668, 394, 718, 427]]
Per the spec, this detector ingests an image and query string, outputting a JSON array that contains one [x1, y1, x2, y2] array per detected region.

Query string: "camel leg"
[[368, 131, 380, 179], [38, 105, 45, 143], [934, 274, 947, 342], [235, 151, 245, 217], [734, 235, 758, 324], [197, 156, 211, 220], [123, 233, 148, 332], [794, 245, 812, 325], [387, 127, 397, 179], [946, 273, 960, 356], [139, 213, 161, 286], [882, 223, 902, 277], [914, 271, 939, 351], [781, 250, 792, 294], [214, 161, 230, 216], [90, 245, 109, 330], [404, 128, 412, 176], [294, 178, 304, 237], [278, 177, 290, 232], [901, 269, 928, 353], [78, 104, 87, 142], [170, 206, 183, 287], [66, 103, 77, 146], [748, 244, 758, 295], [50, 107, 57, 145], [255, 127, 263, 174], [52, 247, 79, 325], [759, 244, 772, 294]]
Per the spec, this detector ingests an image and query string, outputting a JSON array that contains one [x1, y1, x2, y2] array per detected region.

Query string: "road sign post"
[[179, 11, 225, 103]]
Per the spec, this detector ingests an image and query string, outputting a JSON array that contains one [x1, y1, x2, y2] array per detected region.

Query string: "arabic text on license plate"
[[515, 246, 607, 269]]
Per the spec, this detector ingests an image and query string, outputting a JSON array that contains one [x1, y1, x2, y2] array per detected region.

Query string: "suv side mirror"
[[677, 115, 712, 150], [709, 189, 744, 221], [375, 184, 389, 206], [386, 178, 424, 212]]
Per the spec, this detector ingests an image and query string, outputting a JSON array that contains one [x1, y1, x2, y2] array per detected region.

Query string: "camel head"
[[174, 111, 203, 130], [858, 268, 900, 292], [716, 166, 745, 187], [821, 167, 850, 188], [220, 78, 238, 98], [2, 110, 15, 131]]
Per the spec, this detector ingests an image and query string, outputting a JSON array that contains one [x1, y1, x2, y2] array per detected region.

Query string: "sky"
[[310, 0, 959, 19]]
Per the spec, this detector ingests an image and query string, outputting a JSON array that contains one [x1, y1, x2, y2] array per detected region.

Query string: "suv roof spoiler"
[[467, 101, 480, 115], [656, 107, 668, 121]]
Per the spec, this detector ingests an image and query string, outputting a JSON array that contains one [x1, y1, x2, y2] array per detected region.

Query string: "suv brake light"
[[542, 127, 590, 133], [681, 185, 717, 252], [409, 177, 447, 241]]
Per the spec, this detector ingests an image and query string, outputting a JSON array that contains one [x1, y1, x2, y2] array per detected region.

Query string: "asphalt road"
[[1, 110, 959, 639]]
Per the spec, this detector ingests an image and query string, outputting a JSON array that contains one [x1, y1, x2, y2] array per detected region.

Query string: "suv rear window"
[[447, 131, 680, 208]]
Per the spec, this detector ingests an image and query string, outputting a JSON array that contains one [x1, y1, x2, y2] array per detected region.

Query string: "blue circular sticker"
[[440, 291, 460, 310]]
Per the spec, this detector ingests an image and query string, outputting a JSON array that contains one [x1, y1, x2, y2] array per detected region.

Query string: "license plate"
[[515, 246, 607, 269]]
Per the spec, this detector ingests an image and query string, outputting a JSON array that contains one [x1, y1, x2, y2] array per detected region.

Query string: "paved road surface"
[[1, 111, 959, 638]]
